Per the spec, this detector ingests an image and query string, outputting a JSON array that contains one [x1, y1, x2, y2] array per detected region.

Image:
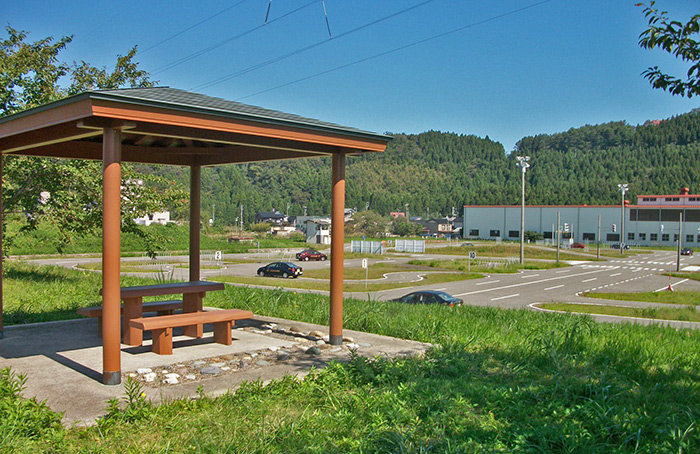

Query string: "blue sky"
[[3, 0, 699, 152]]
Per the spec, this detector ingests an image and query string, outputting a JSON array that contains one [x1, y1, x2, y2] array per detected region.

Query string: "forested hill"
[[137, 109, 700, 226]]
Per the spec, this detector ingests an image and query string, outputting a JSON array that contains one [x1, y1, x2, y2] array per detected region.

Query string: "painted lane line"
[[582, 278, 597, 283], [454, 268, 609, 297], [476, 280, 500, 286], [610, 273, 622, 277], [521, 274, 540, 279], [545, 285, 564, 290], [654, 278, 690, 293], [491, 293, 519, 301], [555, 269, 570, 274]]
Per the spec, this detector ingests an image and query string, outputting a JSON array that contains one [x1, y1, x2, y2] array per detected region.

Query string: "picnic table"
[[100, 281, 225, 346]]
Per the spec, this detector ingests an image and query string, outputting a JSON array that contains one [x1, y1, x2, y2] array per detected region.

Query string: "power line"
[[190, 0, 438, 91], [140, 0, 251, 54], [234, 0, 553, 101], [153, 0, 318, 75]]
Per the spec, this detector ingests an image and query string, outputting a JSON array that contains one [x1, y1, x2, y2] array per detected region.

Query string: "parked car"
[[610, 243, 631, 250], [682, 247, 694, 256], [296, 249, 327, 261], [390, 290, 463, 306], [571, 242, 585, 249], [257, 262, 303, 278]]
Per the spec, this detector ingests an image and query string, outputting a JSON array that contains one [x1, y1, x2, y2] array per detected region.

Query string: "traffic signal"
[[612, 224, 616, 232]]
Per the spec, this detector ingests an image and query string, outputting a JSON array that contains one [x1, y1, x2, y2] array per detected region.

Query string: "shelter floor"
[[0, 314, 430, 426]]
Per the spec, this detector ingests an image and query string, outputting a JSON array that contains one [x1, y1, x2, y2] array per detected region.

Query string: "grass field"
[[582, 290, 700, 306], [537, 301, 700, 322], [4, 261, 700, 452], [428, 243, 611, 260]]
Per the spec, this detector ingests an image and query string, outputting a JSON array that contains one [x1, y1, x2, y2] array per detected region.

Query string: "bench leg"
[[123, 297, 143, 346], [182, 293, 203, 338], [151, 327, 173, 355], [213, 321, 232, 345]]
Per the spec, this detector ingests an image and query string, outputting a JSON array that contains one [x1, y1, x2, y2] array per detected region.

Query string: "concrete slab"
[[0, 315, 430, 427]]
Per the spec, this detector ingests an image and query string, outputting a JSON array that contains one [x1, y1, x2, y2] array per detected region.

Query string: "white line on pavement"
[[476, 280, 500, 286], [654, 278, 689, 292], [610, 273, 621, 277], [555, 269, 570, 273], [582, 278, 597, 283], [491, 294, 519, 301], [521, 274, 539, 278], [454, 268, 608, 297], [545, 285, 564, 290]]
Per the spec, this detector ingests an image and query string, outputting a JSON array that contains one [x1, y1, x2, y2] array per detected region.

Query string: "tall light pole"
[[516, 156, 530, 264], [405, 203, 409, 221], [618, 183, 628, 256]]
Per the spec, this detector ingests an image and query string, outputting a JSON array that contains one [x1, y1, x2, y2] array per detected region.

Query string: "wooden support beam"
[[329, 153, 345, 345]]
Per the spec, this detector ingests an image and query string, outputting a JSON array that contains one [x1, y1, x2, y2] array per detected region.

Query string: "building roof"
[[463, 205, 620, 209]]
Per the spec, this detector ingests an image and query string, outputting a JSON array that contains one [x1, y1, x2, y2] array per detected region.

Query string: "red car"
[[571, 242, 585, 249], [296, 249, 327, 261]]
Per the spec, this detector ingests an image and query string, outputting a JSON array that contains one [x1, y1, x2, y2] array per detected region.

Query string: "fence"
[[351, 240, 384, 254], [395, 239, 426, 253]]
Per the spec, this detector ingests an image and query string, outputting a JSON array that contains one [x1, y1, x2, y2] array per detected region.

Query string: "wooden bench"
[[128, 309, 254, 355], [77, 300, 183, 337], [100, 281, 225, 346]]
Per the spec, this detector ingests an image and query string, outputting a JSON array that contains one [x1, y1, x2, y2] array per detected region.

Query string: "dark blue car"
[[391, 290, 463, 306], [257, 262, 303, 278]]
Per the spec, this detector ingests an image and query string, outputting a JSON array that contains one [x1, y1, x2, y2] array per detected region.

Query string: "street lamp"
[[516, 156, 530, 264], [618, 183, 629, 256]]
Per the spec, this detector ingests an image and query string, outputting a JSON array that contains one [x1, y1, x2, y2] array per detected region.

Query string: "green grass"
[[429, 243, 606, 261], [582, 290, 700, 306], [211, 271, 477, 292], [5, 261, 700, 452], [537, 301, 700, 322], [408, 258, 569, 273], [665, 271, 700, 282]]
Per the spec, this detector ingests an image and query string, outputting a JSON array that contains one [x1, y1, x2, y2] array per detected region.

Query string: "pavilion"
[[0, 87, 391, 384]]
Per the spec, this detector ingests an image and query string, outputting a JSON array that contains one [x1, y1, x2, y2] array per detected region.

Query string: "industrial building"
[[463, 189, 700, 248]]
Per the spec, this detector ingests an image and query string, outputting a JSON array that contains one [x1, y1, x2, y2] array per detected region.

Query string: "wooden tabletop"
[[99, 281, 225, 298]]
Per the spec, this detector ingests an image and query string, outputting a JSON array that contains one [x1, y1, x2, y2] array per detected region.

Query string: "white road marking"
[[582, 278, 597, 283], [654, 278, 689, 293], [476, 280, 500, 286], [521, 274, 539, 278], [454, 268, 608, 297], [545, 285, 564, 290], [610, 273, 622, 277], [555, 269, 570, 274], [491, 293, 519, 301]]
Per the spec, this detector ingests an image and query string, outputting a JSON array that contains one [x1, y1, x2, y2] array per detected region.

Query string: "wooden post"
[[102, 128, 122, 385], [0, 155, 3, 339], [183, 163, 203, 338], [329, 153, 345, 345]]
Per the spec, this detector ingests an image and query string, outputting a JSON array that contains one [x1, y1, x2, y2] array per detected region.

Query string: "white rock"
[[221, 366, 231, 371], [136, 368, 152, 375], [346, 343, 359, 349], [316, 339, 326, 345], [160, 370, 169, 375], [343, 336, 355, 343], [144, 373, 157, 382], [268, 346, 279, 352], [298, 346, 309, 353], [329, 347, 342, 353], [128, 373, 137, 378], [185, 374, 196, 380], [163, 377, 179, 385], [251, 353, 259, 358], [322, 335, 330, 342], [164, 373, 180, 380]]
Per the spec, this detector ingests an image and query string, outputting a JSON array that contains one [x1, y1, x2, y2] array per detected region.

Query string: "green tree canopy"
[[0, 26, 186, 253]]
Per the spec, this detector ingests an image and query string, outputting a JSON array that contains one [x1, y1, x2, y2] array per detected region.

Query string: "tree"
[[637, 2, 700, 97], [391, 216, 422, 237], [0, 26, 186, 254]]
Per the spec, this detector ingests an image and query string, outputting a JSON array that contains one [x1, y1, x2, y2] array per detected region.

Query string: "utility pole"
[[556, 211, 561, 263], [516, 156, 530, 264], [597, 214, 601, 259], [677, 212, 682, 272], [405, 203, 409, 221], [240, 205, 243, 232], [618, 183, 628, 256]]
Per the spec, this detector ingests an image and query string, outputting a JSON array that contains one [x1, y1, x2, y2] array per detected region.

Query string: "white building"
[[134, 211, 170, 226], [463, 189, 700, 248]]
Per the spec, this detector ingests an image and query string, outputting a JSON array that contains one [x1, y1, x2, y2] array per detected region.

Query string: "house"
[[306, 218, 331, 244], [425, 218, 456, 237], [134, 211, 171, 226], [255, 210, 288, 225]]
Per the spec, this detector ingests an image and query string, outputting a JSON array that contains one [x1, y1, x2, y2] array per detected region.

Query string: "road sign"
[[361, 258, 368, 269], [469, 252, 476, 259], [214, 251, 222, 261]]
